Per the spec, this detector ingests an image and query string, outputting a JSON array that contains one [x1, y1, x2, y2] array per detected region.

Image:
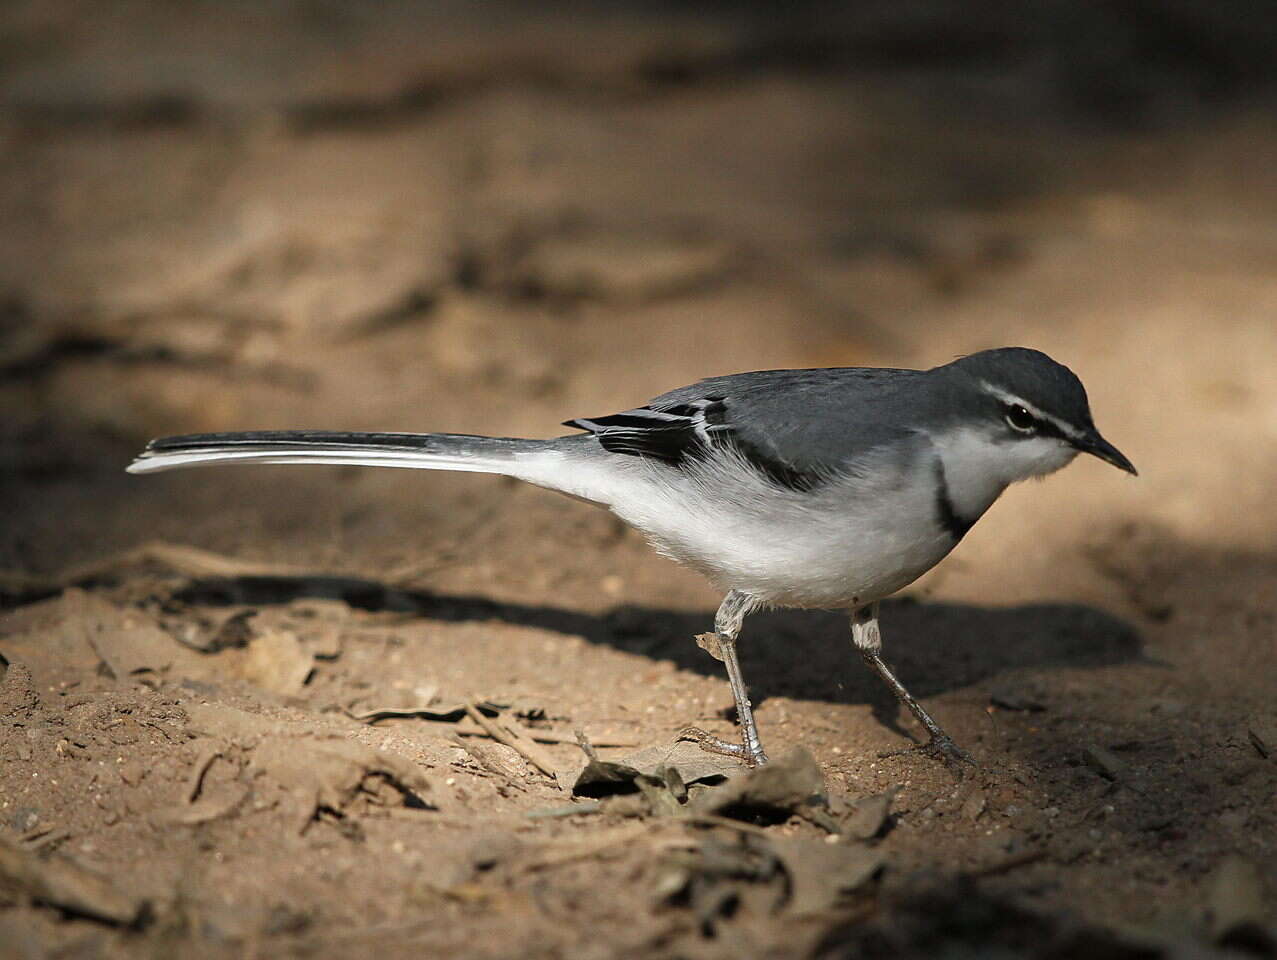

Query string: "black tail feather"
[[145, 430, 498, 452]]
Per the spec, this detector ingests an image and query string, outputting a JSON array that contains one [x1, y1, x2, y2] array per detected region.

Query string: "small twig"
[[19, 825, 55, 845], [464, 701, 561, 782], [457, 722, 635, 748], [24, 828, 72, 851], [139, 719, 175, 742], [524, 801, 603, 820], [518, 825, 648, 872], [671, 813, 777, 839], [347, 697, 501, 724], [185, 745, 223, 803], [574, 728, 599, 761], [966, 848, 1047, 878]]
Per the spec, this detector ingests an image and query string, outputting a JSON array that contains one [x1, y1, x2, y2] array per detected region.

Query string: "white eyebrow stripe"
[[978, 381, 1084, 441]]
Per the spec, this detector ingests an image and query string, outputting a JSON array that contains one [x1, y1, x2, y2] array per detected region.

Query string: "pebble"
[[961, 790, 986, 821], [844, 789, 896, 840], [1084, 745, 1127, 781]]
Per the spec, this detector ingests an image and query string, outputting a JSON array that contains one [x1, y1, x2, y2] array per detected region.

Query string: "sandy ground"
[[1, 4, 1276, 958]]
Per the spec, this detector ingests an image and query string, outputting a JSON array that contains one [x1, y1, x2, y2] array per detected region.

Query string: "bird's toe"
[[878, 733, 975, 770], [676, 725, 767, 767]]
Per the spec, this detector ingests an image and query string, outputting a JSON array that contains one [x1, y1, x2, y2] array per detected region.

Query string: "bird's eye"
[[1004, 404, 1036, 433]]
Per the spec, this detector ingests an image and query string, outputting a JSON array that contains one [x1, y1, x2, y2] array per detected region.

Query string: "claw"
[[878, 734, 975, 769]]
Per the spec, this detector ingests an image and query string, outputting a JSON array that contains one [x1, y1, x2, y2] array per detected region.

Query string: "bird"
[[128, 347, 1136, 767]]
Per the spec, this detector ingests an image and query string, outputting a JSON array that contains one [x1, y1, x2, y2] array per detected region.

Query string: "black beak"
[[1077, 429, 1137, 476]]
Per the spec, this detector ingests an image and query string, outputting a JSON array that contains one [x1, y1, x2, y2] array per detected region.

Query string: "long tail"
[[128, 428, 641, 506], [127, 429, 559, 474]]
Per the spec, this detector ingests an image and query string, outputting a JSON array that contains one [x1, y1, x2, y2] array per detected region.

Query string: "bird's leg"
[[851, 602, 973, 766], [678, 590, 769, 767]]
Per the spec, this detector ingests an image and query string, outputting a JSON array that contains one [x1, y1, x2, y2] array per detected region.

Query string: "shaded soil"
[[1, 3, 1276, 957]]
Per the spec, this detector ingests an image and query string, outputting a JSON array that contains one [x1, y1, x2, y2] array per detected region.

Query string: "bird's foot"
[[878, 733, 975, 769], [677, 726, 769, 767]]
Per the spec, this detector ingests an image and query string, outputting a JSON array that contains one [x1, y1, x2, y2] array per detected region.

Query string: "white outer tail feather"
[[125, 434, 629, 508], [126, 446, 518, 475]]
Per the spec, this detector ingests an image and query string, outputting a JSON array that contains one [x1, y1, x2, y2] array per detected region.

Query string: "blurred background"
[[1, 2, 1276, 954], [2, 1, 1276, 600]]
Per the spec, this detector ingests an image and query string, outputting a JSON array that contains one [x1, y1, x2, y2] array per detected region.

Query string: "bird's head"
[[942, 347, 1137, 486]]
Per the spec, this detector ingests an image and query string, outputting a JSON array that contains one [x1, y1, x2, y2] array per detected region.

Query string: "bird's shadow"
[[175, 575, 1142, 738]]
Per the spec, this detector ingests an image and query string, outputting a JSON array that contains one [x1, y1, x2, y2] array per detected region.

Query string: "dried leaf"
[[770, 837, 884, 915], [843, 789, 898, 840], [237, 630, 313, 696], [155, 784, 250, 826], [694, 632, 725, 661], [0, 838, 148, 926], [250, 736, 433, 833], [657, 832, 786, 932], [573, 758, 645, 798], [0, 590, 206, 688], [618, 741, 739, 786], [693, 747, 827, 824]]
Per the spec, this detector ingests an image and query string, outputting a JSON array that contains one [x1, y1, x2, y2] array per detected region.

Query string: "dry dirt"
[[1, 4, 1276, 958]]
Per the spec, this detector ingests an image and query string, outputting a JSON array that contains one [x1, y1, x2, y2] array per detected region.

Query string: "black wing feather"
[[565, 395, 822, 490]]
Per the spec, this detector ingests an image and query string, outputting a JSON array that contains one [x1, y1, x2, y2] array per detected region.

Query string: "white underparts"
[[129, 425, 1080, 613]]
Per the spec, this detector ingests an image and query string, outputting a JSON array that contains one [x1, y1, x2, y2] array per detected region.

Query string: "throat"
[[925, 427, 1013, 530], [932, 456, 976, 540]]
